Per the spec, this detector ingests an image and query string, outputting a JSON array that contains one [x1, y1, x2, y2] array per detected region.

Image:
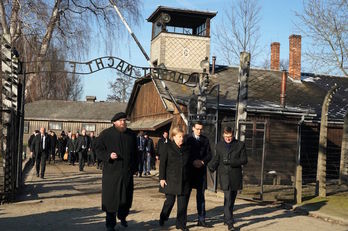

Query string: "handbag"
[[63, 152, 68, 161]]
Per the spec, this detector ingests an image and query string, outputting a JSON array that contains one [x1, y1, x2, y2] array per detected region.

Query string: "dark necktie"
[[41, 135, 44, 150]]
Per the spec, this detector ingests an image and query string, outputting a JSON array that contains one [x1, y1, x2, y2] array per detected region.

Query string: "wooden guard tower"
[[147, 6, 217, 73]]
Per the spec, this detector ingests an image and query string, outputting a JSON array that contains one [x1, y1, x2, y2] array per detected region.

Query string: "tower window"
[[166, 26, 193, 35], [196, 23, 207, 36]]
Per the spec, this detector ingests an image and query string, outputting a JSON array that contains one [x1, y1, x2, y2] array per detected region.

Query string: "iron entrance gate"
[[0, 35, 24, 202]]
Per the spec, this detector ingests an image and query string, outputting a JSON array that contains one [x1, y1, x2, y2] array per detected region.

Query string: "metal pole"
[[260, 121, 267, 201], [295, 115, 304, 203], [109, 0, 150, 63], [17, 64, 26, 188], [109, 0, 188, 125], [213, 84, 220, 192]]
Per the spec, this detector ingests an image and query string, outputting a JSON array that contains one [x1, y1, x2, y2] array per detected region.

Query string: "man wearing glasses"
[[208, 126, 248, 231]]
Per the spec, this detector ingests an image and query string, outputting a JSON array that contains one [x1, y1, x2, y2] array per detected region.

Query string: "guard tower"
[[147, 6, 217, 73]]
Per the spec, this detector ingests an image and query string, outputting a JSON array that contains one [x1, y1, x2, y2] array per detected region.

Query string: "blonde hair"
[[170, 126, 184, 139]]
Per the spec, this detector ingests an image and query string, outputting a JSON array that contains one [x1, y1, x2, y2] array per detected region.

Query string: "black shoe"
[[36, 173, 39, 177], [176, 226, 189, 231], [159, 218, 165, 226], [228, 224, 235, 231], [40, 176, 44, 179], [197, 220, 212, 227], [120, 219, 128, 227]]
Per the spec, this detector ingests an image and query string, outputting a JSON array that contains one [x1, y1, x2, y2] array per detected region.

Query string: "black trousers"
[[69, 152, 76, 165], [35, 151, 47, 177], [160, 193, 189, 229], [138, 151, 145, 175], [188, 184, 206, 221], [105, 205, 130, 229], [87, 151, 95, 166], [223, 190, 238, 225], [78, 150, 86, 171], [49, 149, 55, 163]]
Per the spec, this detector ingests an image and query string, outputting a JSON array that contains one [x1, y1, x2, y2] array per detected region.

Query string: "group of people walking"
[[28, 127, 101, 178], [65, 129, 98, 171], [95, 112, 247, 231]]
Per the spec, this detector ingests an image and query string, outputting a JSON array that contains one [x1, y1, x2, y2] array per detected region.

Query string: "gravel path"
[[0, 161, 347, 231]]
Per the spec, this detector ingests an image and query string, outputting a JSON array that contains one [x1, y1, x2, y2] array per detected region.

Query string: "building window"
[[196, 23, 207, 36], [167, 26, 193, 35], [24, 121, 29, 134], [82, 123, 96, 132], [49, 122, 63, 130]]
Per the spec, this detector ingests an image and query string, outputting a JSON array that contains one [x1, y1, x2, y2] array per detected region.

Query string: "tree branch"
[[39, 0, 62, 57], [0, 0, 9, 34]]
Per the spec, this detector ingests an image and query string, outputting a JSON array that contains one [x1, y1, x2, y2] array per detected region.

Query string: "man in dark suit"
[[156, 131, 168, 160], [31, 127, 51, 178], [185, 121, 212, 227], [28, 130, 39, 165], [77, 129, 90, 171], [48, 130, 57, 164], [144, 133, 154, 175], [208, 127, 248, 231], [136, 131, 146, 177], [88, 131, 96, 166]]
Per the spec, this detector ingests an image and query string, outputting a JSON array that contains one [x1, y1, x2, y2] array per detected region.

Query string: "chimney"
[[211, 56, 216, 74], [280, 70, 287, 107], [289, 34, 301, 81], [270, 42, 280, 70], [86, 96, 96, 103]]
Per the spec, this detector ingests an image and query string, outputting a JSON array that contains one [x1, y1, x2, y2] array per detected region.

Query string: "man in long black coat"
[[95, 112, 138, 231], [208, 127, 247, 231], [31, 127, 51, 178], [185, 121, 212, 227]]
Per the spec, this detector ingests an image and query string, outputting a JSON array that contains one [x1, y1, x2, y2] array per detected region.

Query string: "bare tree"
[[296, 0, 348, 76], [107, 73, 134, 102], [0, 0, 142, 101], [279, 59, 289, 71], [214, 0, 261, 65], [260, 50, 288, 70], [27, 46, 83, 101]]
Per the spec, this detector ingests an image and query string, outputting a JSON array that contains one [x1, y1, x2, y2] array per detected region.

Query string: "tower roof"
[[147, 6, 217, 28]]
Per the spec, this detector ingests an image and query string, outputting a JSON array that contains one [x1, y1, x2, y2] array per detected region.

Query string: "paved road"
[[0, 161, 347, 231]]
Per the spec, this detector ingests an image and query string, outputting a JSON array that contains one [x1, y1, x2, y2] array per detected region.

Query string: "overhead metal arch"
[[21, 56, 207, 88]]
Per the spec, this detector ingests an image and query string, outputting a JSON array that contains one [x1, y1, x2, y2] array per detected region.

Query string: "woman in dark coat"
[[67, 134, 78, 165], [208, 126, 248, 231], [159, 127, 191, 231], [95, 112, 138, 231]]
